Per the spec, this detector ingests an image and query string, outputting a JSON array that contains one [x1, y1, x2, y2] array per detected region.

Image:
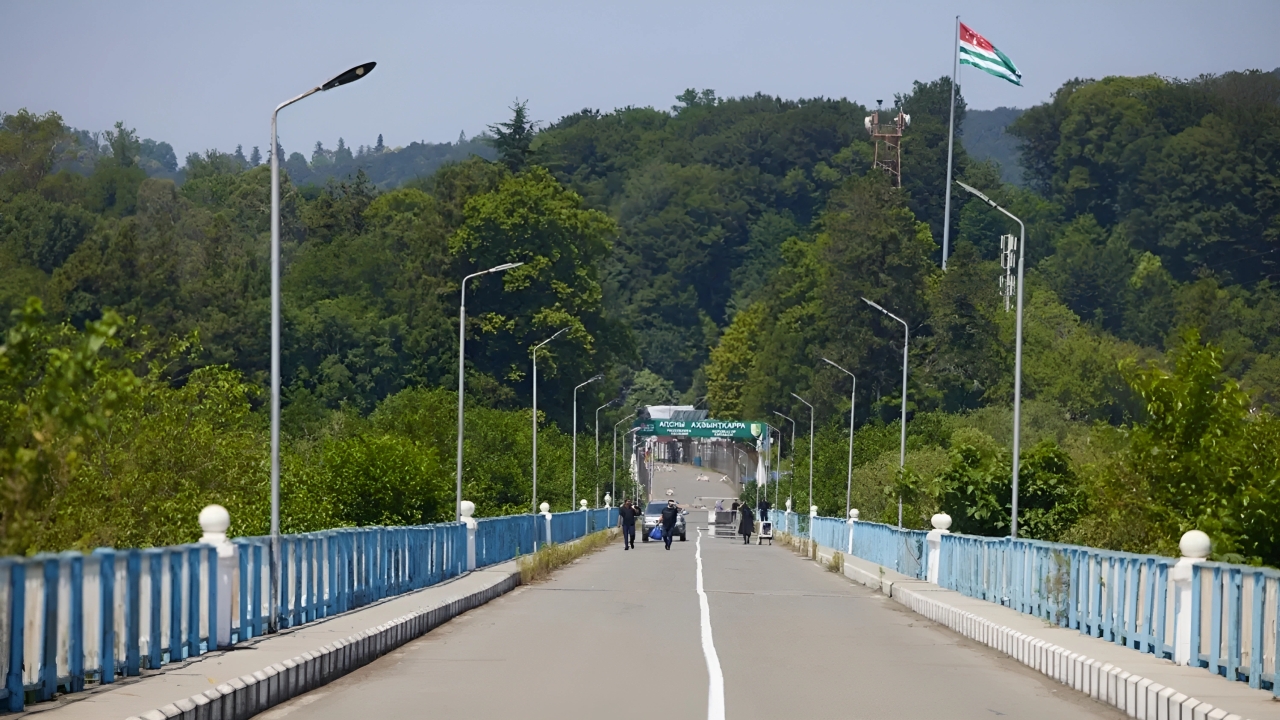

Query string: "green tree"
[[488, 100, 539, 172]]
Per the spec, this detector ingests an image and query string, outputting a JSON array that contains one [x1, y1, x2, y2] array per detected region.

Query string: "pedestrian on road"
[[660, 500, 680, 550], [618, 500, 639, 550], [731, 500, 739, 512], [758, 498, 771, 523], [738, 504, 755, 545]]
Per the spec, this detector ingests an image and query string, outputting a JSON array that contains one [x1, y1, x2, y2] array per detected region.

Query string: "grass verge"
[[517, 527, 620, 584]]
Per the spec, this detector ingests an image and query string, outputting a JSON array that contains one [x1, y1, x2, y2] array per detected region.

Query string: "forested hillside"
[[3, 69, 1279, 563]]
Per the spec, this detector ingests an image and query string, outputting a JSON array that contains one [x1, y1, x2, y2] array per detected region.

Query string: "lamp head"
[[321, 62, 376, 91], [491, 261, 524, 272], [861, 296, 886, 314], [955, 180, 997, 208]]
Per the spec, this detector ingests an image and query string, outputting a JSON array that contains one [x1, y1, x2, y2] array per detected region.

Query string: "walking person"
[[619, 499, 639, 550], [738, 503, 755, 544], [660, 499, 680, 550], [757, 497, 771, 523]]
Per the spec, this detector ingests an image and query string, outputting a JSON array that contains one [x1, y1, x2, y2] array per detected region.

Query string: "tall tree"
[[488, 100, 539, 172]]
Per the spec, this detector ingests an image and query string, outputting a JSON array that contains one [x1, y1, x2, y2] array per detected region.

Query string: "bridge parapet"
[[0, 503, 618, 713]]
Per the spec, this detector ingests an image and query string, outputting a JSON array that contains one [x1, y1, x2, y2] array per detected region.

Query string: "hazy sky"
[[3, 1, 1278, 160]]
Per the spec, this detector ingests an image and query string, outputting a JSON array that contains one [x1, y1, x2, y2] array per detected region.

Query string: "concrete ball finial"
[[539, 501, 550, 514], [199, 505, 230, 534], [1180, 530, 1211, 559], [460, 500, 475, 518], [849, 509, 860, 520], [604, 493, 612, 507], [580, 499, 588, 510], [931, 513, 953, 531]]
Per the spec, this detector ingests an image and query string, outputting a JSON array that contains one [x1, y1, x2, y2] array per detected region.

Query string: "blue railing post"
[[186, 546, 201, 656], [206, 546, 218, 651], [144, 549, 162, 669], [251, 543, 264, 637], [65, 552, 84, 692], [168, 548, 182, 662], [234, 540, 250, 641], [125, 550, 141, 675], [39, 556, 58, 701], [6, 560, 26, 712], [95, 548, 117, 684]]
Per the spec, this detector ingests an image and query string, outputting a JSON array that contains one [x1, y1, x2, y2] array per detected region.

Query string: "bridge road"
[[262, 464, 1123, 720]]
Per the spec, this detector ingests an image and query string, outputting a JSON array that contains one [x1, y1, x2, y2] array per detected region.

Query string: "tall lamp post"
[[269, 61, 375, 634], [595, 399, 616, 505], [613, 412, 636, 501], [822, 357, 857, 521], [789, 393, 814, 517], [572, 374, 603, 510], [772, 411, 795, 508], [957, 180, 1027, 538], [531, 328, 568, 513], [862, 297, 909, 528], [455, 262, 523, 521]]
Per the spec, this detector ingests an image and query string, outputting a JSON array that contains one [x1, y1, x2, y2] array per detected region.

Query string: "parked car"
[[642, 501, 687, 542]]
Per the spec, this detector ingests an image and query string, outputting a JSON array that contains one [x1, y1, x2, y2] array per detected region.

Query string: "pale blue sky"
[[2, 0, 1278, 160]]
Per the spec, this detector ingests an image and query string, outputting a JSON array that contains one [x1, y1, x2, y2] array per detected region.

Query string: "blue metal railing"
[[0, 506, 621, 712], [850, 520, 928, 579], [937, 533, 1280, 695], [810, 517, 847, 552]]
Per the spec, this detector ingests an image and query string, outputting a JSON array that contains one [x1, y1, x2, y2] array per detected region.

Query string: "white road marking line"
[[695, 528, 726, 720]]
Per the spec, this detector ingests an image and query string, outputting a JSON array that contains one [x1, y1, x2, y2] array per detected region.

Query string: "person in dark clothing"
[[731, 500, 740, 512], [757, 498, 771, 522], [738, 504, 755, 544], [618, 500, 639, 550], [660, 500, 680, 550]]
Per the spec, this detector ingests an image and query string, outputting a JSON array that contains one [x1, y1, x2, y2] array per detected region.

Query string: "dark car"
[[642, 501, 687, 542]]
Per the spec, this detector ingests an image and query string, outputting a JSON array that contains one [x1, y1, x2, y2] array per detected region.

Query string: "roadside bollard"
[[847, 509, 859, 555], [198, 505, 236, 648], [540, 502, 552, 547], [580, 499, 589, 534], [460, 501, 477, 571], [1173, 529, 1210, 664], [926, 513, 951, 584]]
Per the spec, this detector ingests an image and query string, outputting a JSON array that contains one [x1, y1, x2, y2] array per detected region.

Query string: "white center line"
[[695, 528, 725, 720]]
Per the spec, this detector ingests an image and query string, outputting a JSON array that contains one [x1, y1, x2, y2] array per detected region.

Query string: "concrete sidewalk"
[[802, 538, 1280, 720], [22, 562, 521, 720]]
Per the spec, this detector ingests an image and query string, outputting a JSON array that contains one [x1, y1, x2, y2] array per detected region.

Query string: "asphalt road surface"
[[262, 464, 1124, 720]]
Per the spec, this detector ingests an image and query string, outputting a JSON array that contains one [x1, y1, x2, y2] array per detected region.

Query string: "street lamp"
[[957, 180, 1027, 539], [613, 412, 636, 502], [595, 399, 616, 504], [269, 61, 375, 634], [531, 327, 568, 513], [772, 411, 795, 509], [455, 262, 523, 521], [862, 296, 909, 528], [572, 374, 604, 510], [822, 357, 857, 521], [789, 393, 814, 519]]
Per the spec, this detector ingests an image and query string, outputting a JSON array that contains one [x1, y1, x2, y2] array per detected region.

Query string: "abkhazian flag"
[[959, 23, 1021, 86]]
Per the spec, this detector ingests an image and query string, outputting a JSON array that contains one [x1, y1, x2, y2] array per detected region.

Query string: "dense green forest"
[[3, 69, 1279, 564]]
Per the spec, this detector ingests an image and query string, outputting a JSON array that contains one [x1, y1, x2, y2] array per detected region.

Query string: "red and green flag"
[[959, 23, 1022, 86]]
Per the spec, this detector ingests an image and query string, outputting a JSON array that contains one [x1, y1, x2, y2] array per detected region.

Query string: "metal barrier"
[[849, 520, 927, 579], [937, 533, 1280, 695], [0, 504, 621, 712]]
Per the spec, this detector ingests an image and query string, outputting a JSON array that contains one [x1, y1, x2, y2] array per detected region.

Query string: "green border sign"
[[634, 419, 766, 439]]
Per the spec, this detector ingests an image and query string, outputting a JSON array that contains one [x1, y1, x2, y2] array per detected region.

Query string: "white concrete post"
[[926, 513, 952, 584], [809, 505, 818, 549], [604, 493, 612, 508], [1172, 530, 1210, 665], [847, 509, 859, 555], [460, 500, 477, 571], [540, 502, 553, 546], [198, 505, 236, 648], [784, 497, 793, 535], [580, 499, 589, 534]]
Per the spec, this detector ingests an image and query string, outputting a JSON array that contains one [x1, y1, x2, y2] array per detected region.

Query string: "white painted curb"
[[125, 571, 520, 720]]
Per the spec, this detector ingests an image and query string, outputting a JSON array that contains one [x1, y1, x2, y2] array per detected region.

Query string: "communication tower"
[[864, 100, 911, 187]]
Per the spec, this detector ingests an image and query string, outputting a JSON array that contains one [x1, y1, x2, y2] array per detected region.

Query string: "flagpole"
[[941, 15, 959, 271]]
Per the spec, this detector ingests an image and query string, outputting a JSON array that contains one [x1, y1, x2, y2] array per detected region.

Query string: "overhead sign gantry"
[[632, 419, 767, 440]]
